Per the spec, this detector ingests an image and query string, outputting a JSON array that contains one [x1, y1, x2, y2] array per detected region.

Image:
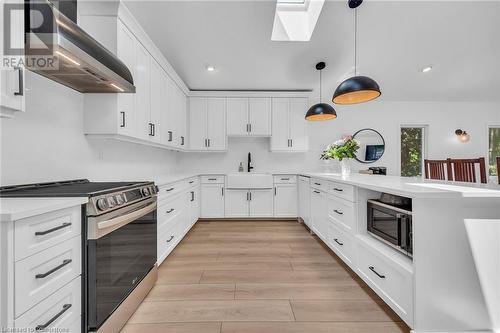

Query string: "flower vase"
[[340, 159, 351, 178]]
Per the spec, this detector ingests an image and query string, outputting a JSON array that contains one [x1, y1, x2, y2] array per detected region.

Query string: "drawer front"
[[158, 194, 184, 228], [356, 240, 413, 325], [15, 207, 81, 261], [201, 175, 225, 184], [157, 222, 181, 262], [327, 195, 356, 232], [273, 175, 297, 184], [15, 236, 81, 316], [328, 222, 355, 267], [15, 277, 81, 332], [158, 180, 186, 200], [310, 178, 329, 192], [328, 181, 355, 202]]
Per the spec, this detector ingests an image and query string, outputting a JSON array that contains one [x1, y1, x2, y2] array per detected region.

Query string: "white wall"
[[179, 100, 500, 177], [0, 72, 181, 186]]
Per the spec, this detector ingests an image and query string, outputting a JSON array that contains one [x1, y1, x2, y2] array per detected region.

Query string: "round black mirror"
[[352, 128, 385, 163]]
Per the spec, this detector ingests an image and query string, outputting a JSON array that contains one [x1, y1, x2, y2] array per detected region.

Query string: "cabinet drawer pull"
[[165, 188, 174, 192], [166, 209, 174, 214], [333, 209, 344, 215], [14, 66, 24, 96], [120, 111, 126, 127], [189, 180, 194, 184], [369, 266, 386, 279], [313, 190, 320, 194], [333, 188, 343, 192], [35, 222, 72, 236], [314, 182, 321, 186], [334, 238, 344, 246], [208, 178, 217, 181], [35, 259, 72, 279], [281, 178, 290, 181], [35, 304, 72, 331], [166, 236, 174, 243]]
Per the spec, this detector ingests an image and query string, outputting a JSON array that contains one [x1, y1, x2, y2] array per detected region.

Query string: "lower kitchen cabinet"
[[201, 183, 225, 218], [273, 184, 297, 217], [298, 176, 311, 226], [224, 189, 273, 218], [310, 187, 328, 240]]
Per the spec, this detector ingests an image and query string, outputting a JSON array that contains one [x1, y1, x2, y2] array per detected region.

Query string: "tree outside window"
[[489, 127, 500, 177], [401, 127, 425, 177]]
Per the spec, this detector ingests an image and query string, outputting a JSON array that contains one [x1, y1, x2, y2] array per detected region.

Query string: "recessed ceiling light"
[[206, 65, 215, 72], [421, 66, 433, 73]]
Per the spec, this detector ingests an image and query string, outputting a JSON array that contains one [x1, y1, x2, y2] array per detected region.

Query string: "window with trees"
[[488, 126, 500, 178], [401, 126, 426, 177]]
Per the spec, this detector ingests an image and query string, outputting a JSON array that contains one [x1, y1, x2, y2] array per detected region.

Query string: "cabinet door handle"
[[148, 123, 154, 136], [334, 209, 344, 215], [14, 66, 23, 96], [249, 192, 252, 201], [249, 123, 252, 133], [35, 259, 72, 279], [166, 235, 174, 243], [35, 222, 72, 236], [369, 266, 386, 279], [221, 187, 224, 196], [333, 188, 344, 192], [274, 187, 277, 196], [181, 136, 185, 146], [35, 304, 72, 331], [246, 191, 249, 201], [208, 139, 211, 147], [334, 238, 344, 246], [166, 209, 174, 214], [246, 124, 249, 133], [166, 187, 174, 192], [168, 131, 173, 142], [290, 139, 293, 147], [120, 111, 126, 128], [152, 123, 156, 136], [191, 191, 195, 201]]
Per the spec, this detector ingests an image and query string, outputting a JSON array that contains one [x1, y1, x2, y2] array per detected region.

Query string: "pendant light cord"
[[319, 69, 322, 102], [354, 8, 357, 76]]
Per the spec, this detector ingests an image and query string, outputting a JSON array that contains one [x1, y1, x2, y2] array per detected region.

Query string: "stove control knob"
[[107, 196, 116, 208], [141, 187, 150, 196], [96, 198, 108, 211], [115, 195, 124, 205]]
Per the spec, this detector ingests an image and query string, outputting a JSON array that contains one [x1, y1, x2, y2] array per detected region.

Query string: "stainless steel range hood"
[[25, 1, 135, 93]]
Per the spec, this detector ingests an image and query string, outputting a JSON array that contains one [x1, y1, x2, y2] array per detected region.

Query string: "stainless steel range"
[[0, 179, 158, 333]]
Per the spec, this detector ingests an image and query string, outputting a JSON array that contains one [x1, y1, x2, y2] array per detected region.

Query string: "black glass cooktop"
[[0, 179, 150, 197]]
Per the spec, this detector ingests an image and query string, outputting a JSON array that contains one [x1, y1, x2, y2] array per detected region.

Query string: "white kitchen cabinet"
[[134, 41, 152, 141], [248, 98, 272, 136], [273, 184, 297, 217], [224, 189, 273, 218], [201, 184, 225, 218], [249, 189, 274, 217], [227, 98, 248, 136], [226, 98, 271, 136], [149, 59, 164, 144], [271, 98, 309, 151], [0, 1, 25, 118], [189, 97, 227, 151], [310, 187, 328, 240], [298, 176, 311, 226], [225, 190, 249, 217]]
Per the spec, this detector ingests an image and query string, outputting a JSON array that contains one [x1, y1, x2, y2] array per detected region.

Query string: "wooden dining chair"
[[446, 157, 487, 184], [424, 159, 448, 180]]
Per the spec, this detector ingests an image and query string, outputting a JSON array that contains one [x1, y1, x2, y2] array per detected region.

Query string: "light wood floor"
[[122, 220, 410, 333]]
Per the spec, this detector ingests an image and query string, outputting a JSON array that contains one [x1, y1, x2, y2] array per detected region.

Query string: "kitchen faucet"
[[247, 152, 254, 172]]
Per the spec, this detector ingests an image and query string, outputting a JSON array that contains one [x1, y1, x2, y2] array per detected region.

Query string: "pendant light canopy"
[[332, 0, 381, 105], [306, 62, 337, 121]]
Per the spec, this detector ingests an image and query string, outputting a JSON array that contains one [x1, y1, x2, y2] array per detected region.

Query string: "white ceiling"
[[123, 0, 500, 102]]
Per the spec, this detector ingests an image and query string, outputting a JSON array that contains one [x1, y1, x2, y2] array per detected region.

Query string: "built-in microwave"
[[367, 199, 413, 258]]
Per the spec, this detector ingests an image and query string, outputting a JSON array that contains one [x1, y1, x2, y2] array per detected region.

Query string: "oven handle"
[[97, 200, 157, 235]]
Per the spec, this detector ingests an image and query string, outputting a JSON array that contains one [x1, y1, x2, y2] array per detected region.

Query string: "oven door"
[[367, 200, 407, 250], [87, 197, 157, 331]]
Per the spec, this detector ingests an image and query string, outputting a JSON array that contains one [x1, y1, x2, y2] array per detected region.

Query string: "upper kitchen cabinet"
[[0, 1, 25, 118], [164, 77, 187, 149], [227, 98, 271, 136], [271, 97, 309, 152], [134, 42, 152, 141], [189, 97, 227, 151]]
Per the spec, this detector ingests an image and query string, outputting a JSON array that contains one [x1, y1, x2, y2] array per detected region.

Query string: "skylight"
[[271, 0, 325, 41]]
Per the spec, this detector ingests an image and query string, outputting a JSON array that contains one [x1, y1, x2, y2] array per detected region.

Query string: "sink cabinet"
[[224, 189, 273, 218]]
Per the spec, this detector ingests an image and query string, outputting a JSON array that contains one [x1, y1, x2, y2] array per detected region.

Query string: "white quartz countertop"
[[301, 172, 500, 198], [0, 197, 88, 222]]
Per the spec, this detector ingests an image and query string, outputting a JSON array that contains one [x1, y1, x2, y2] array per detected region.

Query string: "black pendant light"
[[305, 62, 337, 121], [332, 0, 381, 105]]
